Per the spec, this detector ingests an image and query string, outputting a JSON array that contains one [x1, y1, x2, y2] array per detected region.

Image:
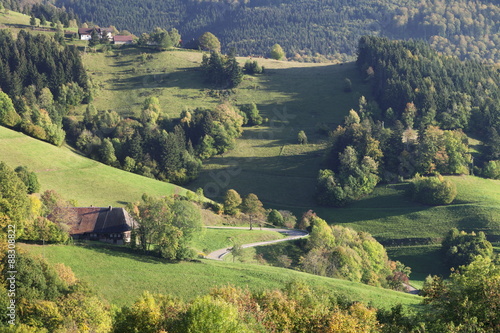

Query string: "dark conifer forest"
[[54, 0, 500, 62]]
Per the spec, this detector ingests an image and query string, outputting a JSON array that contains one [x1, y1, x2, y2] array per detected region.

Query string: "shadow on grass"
[[73, 241, 195, 265], [110, 69, 205, 91], [253, 239, 306, 268]]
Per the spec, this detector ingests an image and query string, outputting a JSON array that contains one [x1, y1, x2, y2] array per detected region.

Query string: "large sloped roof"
[[70, 207, 137, 235]]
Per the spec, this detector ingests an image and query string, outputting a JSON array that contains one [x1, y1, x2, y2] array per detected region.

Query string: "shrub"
[[408, 175, 457, 205], [243, 60, 263, 74], [482, 160, 500, 179], [441, 228, 494, 269], [297, 130, 307, 144]]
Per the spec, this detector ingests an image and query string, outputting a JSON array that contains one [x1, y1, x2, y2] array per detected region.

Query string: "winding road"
[[204, 226, 420, 294], [205, 226, 309, 260]]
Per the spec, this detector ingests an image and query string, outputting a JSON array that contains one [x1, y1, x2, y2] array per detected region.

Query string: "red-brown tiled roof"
[[113, 35, 134, 43]]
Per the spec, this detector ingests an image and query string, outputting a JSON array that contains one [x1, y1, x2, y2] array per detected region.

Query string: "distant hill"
[[55, 0, 500, 62]]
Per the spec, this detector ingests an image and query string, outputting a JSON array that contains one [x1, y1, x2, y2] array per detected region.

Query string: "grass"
[[82, 48, 499, 245], [192, 228, 286, 254], [386, 245, 450, 290], [22, 242, 421, 309], [0, 126, 188, 206], [0, 10, 78, 36], [301, 176, 500, 242]]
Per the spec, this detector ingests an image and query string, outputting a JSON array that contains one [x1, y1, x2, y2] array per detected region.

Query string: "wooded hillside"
[[54, 0, 500, 62]]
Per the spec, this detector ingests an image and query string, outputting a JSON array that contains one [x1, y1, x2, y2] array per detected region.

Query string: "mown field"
[[22, 242, 421, 309], [192, 228, 285, 254], [386, 245, 449, 289], [0, 126, 187, 206]]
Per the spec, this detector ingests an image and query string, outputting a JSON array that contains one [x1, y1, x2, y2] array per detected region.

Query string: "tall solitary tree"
[[89, 28, 100, 47], [198, 32, 221, 52], [270, 44, 285, 60], [30, 14, 37, 27], [241, 193, 264, 230]]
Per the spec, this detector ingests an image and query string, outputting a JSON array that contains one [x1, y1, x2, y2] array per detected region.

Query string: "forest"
[[50, 0, 500, 62], [0, 30, 89, 146], [315, 36, 500, 207]]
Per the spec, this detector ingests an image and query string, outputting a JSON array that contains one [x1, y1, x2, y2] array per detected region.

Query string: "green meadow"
[[22, 242, 421, 309], [386, 245, 449, 289], [0, 10, 78, 36], [192, 228, 286, 254], [0, 126, 187, 207]]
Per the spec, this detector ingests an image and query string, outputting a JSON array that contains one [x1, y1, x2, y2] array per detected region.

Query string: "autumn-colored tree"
[[422, 256, 500, 330], [223, 189, 242, 216]]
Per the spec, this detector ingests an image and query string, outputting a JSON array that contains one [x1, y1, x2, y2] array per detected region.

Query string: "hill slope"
[[22, 242, 421, 308], [313, 176, 500, 243], [0, 126, 187, 206]]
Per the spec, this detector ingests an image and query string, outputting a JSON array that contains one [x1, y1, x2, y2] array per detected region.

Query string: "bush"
[[243, 60, 263, 74], [482, 160, 500, 179], [240, 103, 263, 126], [267, 209, 284, 226], [297, 130, 307, 144], [441, 228, 494, 269], [407, 175, 457, 205]]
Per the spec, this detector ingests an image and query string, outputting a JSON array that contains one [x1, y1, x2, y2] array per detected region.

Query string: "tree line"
[[64, 99, 263, 184], [357, 36, 499, 174]]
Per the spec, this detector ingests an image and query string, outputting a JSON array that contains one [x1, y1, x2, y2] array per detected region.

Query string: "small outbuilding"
[[70, 206, 137, 244], [113, 35, 134, 45]]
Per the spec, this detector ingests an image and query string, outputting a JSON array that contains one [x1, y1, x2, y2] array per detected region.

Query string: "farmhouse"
[[113, 35, 134, 45], [78, 27, 114, 41], [70, 206, 137, 244]]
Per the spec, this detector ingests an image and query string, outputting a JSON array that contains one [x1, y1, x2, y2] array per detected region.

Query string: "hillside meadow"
[[78, 48, 500, 246], [315, 176, 500, 242], [79, 47, 371, 208], [0, 126, 187, 207], [192, 228, 285, 255], [22, 242, 422, 309], [0, 10, 78, 36]]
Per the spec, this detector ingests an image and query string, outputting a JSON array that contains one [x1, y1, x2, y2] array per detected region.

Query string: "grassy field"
[[386, 245, 449, 290], [0, 126, 187, 206], [192, 228, 285, 254], [0, 10, 78, 36], [302, 176, 500, 242], [22, 242, 421, 309]]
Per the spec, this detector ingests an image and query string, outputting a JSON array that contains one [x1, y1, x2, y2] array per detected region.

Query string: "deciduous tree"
[[241, 193, 264, 230]]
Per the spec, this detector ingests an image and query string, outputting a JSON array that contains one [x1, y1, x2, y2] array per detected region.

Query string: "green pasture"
[[22, 242, 421, 309], [0, 126, 187, 206]]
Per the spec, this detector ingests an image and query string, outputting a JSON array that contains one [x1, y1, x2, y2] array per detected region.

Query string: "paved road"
[[205, 226, 309, 260]]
